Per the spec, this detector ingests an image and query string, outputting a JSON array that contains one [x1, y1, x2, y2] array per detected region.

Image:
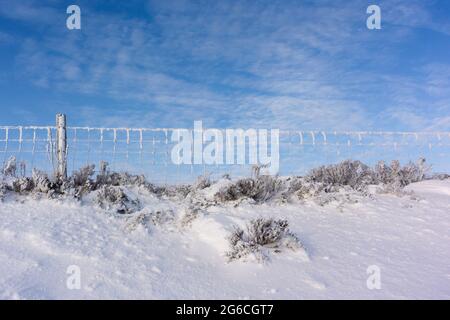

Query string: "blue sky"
[[0, 0, 449, 131]]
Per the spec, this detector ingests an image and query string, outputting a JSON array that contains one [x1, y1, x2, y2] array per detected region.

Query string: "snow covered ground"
[[0, 179, 449, 299]]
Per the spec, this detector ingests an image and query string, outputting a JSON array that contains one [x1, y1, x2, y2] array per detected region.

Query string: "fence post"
[[56, 113, 67, 180]]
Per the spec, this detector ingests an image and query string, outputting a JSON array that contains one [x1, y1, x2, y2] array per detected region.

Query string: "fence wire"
[[1, 126, 449, 184]]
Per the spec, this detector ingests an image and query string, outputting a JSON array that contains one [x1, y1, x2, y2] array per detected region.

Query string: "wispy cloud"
[[0, 0, 449, 131]]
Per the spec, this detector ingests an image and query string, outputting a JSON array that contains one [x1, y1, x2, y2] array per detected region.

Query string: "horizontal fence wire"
[[1, 126, 450, 184]]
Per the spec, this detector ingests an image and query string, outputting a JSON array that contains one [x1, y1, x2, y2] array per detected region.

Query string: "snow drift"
[[0, 158, 449, 299]]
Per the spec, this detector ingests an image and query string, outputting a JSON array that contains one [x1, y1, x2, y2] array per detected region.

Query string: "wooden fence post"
[[56, 113, 67, 180]]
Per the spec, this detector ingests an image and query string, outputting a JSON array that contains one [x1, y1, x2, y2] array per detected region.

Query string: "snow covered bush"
[[432, 173, 450, 180], [0, 181, 7, 201], [226, 218, 302, 262], [192, 175, 211, 191], [158, 185, 192, 199], [306, 160, 375, 191], [97, 171, 148, 188], [299, 158, 429, 199], [96, 185, 141, 214], [60, 162, 157, 199], [179, 207, 201, 228], [214, 175, 283, 204], [12, 177, 34, 194], [149, 209, 175, 226], [0, 157, 432, 207], [72, 164, 95, 187], [32, 169, 51, 194], [297, 182, 333, 202], [374, 160, 393, 184], [2, 156, 17, 177], [375, 158, 430, 193], [397, 158, 429, 186], [124, 212, 149, 232], [1, 167, 56, 197], [65, 164, 96, 199], [124, 208, 175, 232], [95, 162, 157, 194]]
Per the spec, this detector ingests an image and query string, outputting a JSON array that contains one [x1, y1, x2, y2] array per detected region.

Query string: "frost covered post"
[[56, 113, 67, 180]]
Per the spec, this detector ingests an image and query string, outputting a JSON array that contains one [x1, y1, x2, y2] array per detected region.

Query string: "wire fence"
[[1, 125, 450, 184]]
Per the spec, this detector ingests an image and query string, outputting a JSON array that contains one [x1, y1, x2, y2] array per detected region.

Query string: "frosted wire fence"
[[1, 126, 450, 184]]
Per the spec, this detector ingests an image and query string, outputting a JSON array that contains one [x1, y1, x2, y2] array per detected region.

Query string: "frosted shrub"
[[376, 158, 429, 193], [66, 163, 153, 198], [192, 175, 211, 191], [306, 160, 375, 191], [0, 182, 7, 201], [65, 164, 96, 198], [253, 176, 284, 202], [432, 173, 450, 180], [226, 218, 302, 262], [158, 185, 192, 199], [149, 209, 175, 226], [398, 158, 429, 186], [179, 207, 201, 228], [215, 176, 283, 203], [71, 164, 95, 187], [3, 156, 17, 177], [98, 172, 148, 187], [374, 161, 393, 184], [96, 185, 141, 214], [12, 177, 34, 193], [214, 179, 249, 202], [124, 208, 175, 232], [279, 176, 304, 202], [96, 162, 155, 193], [295, 181, 329, 200], [32, 169, 51, 194], [124, 212, 149, 232]]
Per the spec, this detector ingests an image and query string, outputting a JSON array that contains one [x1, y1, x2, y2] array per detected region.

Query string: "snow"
[[1, 180, 450, 299]]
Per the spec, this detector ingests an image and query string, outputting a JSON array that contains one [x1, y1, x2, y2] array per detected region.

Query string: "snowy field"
[[1, 176, 449, 300]]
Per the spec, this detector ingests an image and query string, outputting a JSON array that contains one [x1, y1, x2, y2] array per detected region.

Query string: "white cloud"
[[2, 0, 449, 131]]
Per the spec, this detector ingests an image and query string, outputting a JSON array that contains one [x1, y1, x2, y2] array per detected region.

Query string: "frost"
[[12, 177, 34, 193], [32, 169, 51, 194], [214, 175, 283, 204], [3, 156, 17, 177], [306, 160, 374, 192], [96, 185, 141, 214], [226, 218, 302, 263]]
